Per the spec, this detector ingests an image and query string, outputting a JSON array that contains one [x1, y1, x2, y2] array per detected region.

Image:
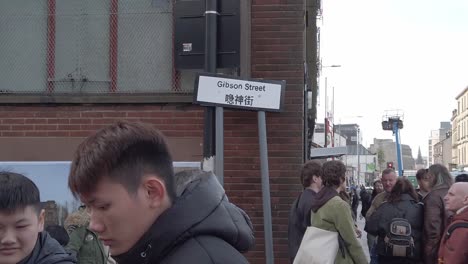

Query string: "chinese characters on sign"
[[195, 74, 285, 112], [225, 94, 254, 106]]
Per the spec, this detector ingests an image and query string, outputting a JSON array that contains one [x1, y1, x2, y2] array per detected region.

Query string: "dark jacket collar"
[[113, 172, 254, 264], [19, 232, 76, 264]]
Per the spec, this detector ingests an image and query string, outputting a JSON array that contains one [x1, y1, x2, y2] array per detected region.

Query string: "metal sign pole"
[[258, 111, 274, 264], [194, 73, 284, 264], [202, 0, 218, 172], [215, 106, 224, 185]]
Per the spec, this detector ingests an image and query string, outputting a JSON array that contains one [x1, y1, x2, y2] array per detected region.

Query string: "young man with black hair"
[[0, 171, 76, 264], [68, 121, 254, 264], [288, 160, 324, 263]]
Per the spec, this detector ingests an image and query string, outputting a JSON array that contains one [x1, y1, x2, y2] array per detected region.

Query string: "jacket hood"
[[64, 207, 90, 230], [20, 232, 76, 264], [310, 187, 338, 213], [114, 171, 255, 264]]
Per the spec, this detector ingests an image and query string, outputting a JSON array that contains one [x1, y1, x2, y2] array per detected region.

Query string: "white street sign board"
[[194, 73, 285, 112]]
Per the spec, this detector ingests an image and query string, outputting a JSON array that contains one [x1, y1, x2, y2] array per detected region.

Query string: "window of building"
[[1, 1, 175, 94], [0, 0, 250, 103]]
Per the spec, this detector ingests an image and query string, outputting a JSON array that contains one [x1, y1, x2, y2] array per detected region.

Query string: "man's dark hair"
[[455, 173, 468, 182], [68, 121, 176, 201], [45, 225, 70, 246], [0, 171, 41, 214], [322, 160, 346, 188], [388, 178, 418, 203], [300, 161, 322, 188], [382, 168, 395, 177], [416, 168, 427, 180]]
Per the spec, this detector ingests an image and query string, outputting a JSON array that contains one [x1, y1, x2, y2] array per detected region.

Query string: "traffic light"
[[387, 162, 394, 169]]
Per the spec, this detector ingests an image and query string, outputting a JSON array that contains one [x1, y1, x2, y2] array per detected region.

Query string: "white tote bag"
[[293, 226, 339, 264]]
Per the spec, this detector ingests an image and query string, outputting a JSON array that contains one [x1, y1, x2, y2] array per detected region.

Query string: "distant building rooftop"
[[310, 147, 347, 159]]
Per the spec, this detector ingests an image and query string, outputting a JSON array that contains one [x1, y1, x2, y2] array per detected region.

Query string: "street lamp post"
[[322, 64, 341, 148], [357, 127, 360, 186]]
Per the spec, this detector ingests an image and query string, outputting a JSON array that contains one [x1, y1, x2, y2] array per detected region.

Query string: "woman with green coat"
[[310, 160, 368, 264], [64, 206, 114, 264]]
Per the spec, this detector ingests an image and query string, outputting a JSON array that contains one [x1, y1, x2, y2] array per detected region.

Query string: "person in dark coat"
[[365, 178, 385, 253], [350, 187, 359, 220], [45, 225, 70, 247], [67, 121, 255, 264], [360, 186, 371, 218], [422, 164, 453, 264], [0, 171, 76, 264], [288, 160, 324, 263], [365, 178, 423, 264]]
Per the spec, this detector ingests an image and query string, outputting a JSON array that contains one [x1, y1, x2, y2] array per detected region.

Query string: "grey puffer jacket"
[[113, 171, 255, 264]]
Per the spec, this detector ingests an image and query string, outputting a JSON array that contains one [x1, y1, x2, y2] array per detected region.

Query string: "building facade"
[[428, 121, 451, 166], [433, 136, 453, 169], [340, 145, 377, 186], [369, 138, 415, 173], [0, 1, 316, 263], [313, 123, 348, 147], [453, 86, 468, 170]]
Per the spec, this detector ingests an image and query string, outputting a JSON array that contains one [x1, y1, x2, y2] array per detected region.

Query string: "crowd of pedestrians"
[[289, 160, 468, 264], [1, 121, 467, 264]]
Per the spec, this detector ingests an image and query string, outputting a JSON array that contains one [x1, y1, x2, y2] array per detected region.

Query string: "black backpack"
[[383, 217, 415, 257]]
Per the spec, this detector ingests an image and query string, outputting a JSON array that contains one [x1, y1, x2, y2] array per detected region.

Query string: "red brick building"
[[0, 1, 319, 263]]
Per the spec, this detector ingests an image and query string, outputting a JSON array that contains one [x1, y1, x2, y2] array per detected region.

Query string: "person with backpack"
[[287, 160, 325, 263], [437, 182, 468, 264], [365, 178, 423, 264]]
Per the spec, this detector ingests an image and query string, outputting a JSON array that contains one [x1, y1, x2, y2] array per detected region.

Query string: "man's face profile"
[[80, 176, 164, 256]]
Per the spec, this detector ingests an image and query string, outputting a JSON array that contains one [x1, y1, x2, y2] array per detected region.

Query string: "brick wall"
[[0, 1, 306, 263], [230, 1, 305, 263], [0, 105, 204, 138]]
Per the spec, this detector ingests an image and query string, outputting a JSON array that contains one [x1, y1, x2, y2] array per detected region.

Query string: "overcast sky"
[[317, 0, 468, 158]]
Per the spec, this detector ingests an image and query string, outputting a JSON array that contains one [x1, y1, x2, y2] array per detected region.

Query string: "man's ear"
[[38, 209, 45, 232], [141, 176, 166, 208], [463, 194, 468, 206], [312, 175, 318, 183]]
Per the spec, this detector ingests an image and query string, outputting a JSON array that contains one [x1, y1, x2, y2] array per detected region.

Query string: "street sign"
[[194, 73, 285, 112], [194, 72, 285, 264]]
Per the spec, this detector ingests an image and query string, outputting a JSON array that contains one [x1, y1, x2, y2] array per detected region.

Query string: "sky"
[[0, 162, 78, 213], [317, 0, 468, 158]]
